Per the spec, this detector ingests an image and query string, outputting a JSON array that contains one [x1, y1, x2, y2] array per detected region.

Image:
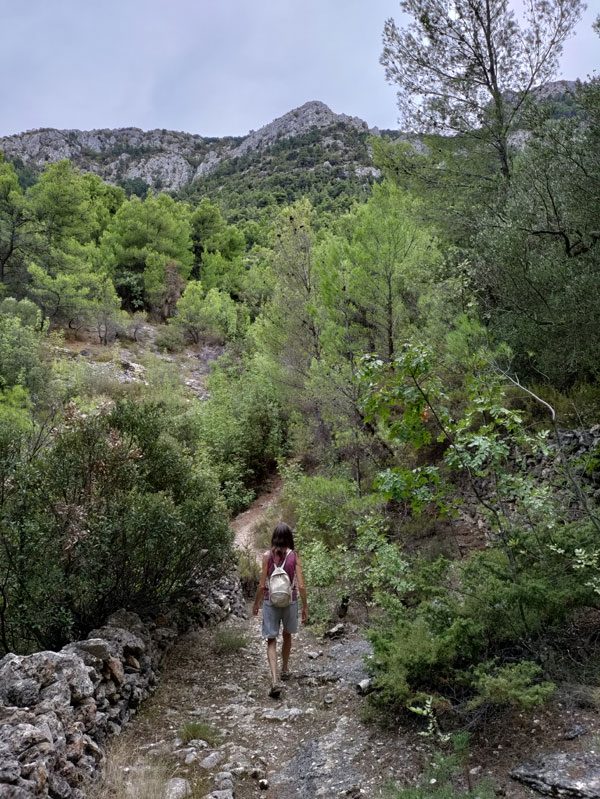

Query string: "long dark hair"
[[271, 522, 295, 559]]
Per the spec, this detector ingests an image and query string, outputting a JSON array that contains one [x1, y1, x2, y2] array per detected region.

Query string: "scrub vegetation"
[[0, 10, 599, 794]]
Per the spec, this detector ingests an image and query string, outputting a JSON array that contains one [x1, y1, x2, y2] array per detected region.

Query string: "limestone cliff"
[[0, 101, 375, 192]]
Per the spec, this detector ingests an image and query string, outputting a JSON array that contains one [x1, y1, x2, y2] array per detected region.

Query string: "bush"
[[0, 310, 48, 399], [358, 341, 600, 720], [301, 514, 413, 625], [186, 357, 285, 512], [0, 400, 232, 653], [155, 324, 186, 352], [368, 520, 594, 717], [171, 281, 242, 344], [468, 662, 555, 710], [282, 465, 382, 548]]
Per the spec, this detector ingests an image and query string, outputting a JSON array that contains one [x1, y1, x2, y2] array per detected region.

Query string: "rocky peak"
[[0, 102, 373, 192], [233, 100, 370, 157], [532, 79, 579, 100]]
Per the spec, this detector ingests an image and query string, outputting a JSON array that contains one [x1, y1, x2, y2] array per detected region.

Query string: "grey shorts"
[[262, 600, 299, 639]]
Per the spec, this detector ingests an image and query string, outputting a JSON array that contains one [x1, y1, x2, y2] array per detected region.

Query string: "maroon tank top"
[[264, 549, 298, 601]]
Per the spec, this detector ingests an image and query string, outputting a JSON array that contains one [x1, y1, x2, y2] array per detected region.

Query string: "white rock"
[[261, 707, 303, 722], [199, 750, 225, 769], [164, 777, 191, 799]]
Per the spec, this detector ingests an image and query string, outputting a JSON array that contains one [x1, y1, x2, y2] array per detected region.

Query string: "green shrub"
[[360, 341, 600, 720], [282, 465, 383, 548], [178, 721, 221, 747], [187, 357, 285, 512], [0, 310, 49, 399], [212, 627, 249, 654], [0, 400, 232, 653], [172, 282, 242, 344], [0, 297, 44, 329], [301, 514, 413, 625], [468, 662, 555, 710], [368, 521, 595, 716], [155, 324, 186, 352]]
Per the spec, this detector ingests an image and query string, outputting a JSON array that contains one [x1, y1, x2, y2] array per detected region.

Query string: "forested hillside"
[[1, 0, 599, 795], [0, 83, 576, 225]]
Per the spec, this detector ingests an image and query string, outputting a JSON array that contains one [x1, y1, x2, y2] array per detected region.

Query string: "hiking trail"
[[93, 483, 556, 799], [94, 484, 423, 799]]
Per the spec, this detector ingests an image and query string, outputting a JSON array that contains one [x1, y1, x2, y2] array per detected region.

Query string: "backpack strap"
[[269, 549, 290, 574], [283, 550, 297, 590]]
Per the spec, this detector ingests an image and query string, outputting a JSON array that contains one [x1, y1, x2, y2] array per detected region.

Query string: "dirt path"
[[93, 485, 558, 799], [230, 478, 283, 557], [117, 605, 425, 799], [94, 484, 427, 799]]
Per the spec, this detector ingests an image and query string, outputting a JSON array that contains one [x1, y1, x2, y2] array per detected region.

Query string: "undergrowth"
[[178, 720, 222, 747], [212, 627, 249, 654]]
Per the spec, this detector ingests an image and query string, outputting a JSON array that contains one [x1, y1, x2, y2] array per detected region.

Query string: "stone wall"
[[413, 426, 600, 557], [0, 572, 245, 798]]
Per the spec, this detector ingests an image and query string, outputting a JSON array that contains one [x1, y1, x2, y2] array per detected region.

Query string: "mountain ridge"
[[0, 100, 375, 192], [0, 81, 580, 198]]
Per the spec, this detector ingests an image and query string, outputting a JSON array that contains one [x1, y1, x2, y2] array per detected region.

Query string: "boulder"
[[324, 623, 345, 639], [511, 752, 600, 797], [164, 777, 191, 798]]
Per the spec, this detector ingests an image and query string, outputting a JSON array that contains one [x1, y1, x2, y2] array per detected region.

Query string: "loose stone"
[[199, 750, 225, 769], [164, 777, 192, 799]]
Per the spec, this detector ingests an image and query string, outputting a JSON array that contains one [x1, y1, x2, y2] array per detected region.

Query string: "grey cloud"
[[0, 0, 597, 138]]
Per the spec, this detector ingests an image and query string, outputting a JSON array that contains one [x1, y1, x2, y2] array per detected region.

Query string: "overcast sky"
[[1, 0, 598, 138]]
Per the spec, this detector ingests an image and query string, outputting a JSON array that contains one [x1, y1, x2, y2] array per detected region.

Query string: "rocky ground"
[[89, 468, 600, 799], [57, 327, 225, 401], [90, 623, 600, 799], [93, 486, 427, 799], [94, 614, 427, 799]]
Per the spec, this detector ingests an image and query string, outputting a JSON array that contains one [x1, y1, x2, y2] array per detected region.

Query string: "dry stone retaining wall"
[[0, 572, 245, 798]]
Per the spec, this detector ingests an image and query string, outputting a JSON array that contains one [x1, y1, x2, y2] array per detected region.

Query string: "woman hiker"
[[252, 522, 308, 698]]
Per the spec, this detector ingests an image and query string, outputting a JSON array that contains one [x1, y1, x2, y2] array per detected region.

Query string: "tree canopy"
[[381, 0, 584, 177]]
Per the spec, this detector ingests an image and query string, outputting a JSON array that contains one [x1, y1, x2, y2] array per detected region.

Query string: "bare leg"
[[282, 631, 292, 675], [267, 638, 278, 686]]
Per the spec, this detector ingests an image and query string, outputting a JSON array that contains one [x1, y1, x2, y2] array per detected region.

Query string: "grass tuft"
[[87, 740, 171, 799], [212, 627, 249, 654], [179, 720, 222, 747]]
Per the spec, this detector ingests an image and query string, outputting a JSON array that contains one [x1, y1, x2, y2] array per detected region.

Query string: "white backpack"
[[269, 550, 293, 608]]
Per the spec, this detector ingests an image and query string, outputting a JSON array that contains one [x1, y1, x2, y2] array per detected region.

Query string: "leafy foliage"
[[0, 400, 232, 653], [100, 192, 193, 311], [381, 0, 584, 178], [183, 357, 285, 512], [171, 280, 242, 344], [476, 81, 600, 386], [1, 47, 599, 747], [361, 342, 597, 715]]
